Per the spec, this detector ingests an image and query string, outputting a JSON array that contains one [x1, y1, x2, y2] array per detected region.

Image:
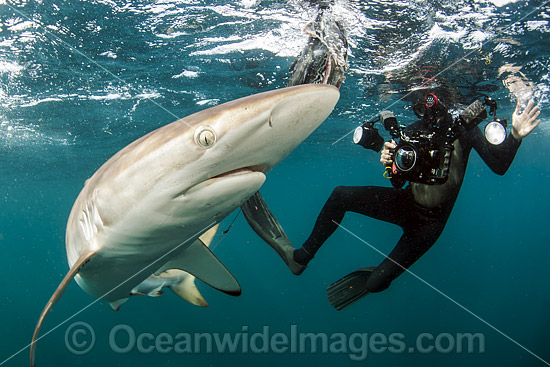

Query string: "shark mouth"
[[211, 165, 266, 179], [180, 165, 267, 199]]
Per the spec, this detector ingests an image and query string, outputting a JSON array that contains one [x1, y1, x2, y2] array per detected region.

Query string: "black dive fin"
[[327, 267, 376, 311], [241, 191, 292, 251]]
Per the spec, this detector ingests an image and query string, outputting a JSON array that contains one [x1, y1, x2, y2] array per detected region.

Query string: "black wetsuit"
[[294, 122, 522, 292]]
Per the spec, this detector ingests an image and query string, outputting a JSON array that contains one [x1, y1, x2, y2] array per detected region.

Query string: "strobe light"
[[484, 118, 508, 145]]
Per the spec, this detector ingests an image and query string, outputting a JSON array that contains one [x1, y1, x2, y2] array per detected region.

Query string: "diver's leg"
[[365, 214, 447, 293], [295, 185, 408, 266]]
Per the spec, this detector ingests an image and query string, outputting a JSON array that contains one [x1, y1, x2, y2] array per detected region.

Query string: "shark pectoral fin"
[[158, 239, 241, 296], [198, 224, 219, 247], [161, 269, 208, 307], [30, 249, 97, 367]]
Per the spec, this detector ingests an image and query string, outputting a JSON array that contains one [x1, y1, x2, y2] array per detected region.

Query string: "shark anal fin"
[[30, 249, 96, 367], [241, 191, 292, 245]]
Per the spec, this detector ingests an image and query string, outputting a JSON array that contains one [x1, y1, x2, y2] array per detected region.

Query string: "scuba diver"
[[245, 91, 541, 310], [239, 0, 540, 310]]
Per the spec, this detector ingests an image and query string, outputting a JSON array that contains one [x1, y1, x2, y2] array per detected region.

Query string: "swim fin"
[[327, 267, 376, 310]]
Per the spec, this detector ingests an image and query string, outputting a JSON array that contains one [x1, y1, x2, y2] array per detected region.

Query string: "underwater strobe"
[[353, 120, 385, 151], [353, 93, 509, 185], [483, 96, 507, 145]]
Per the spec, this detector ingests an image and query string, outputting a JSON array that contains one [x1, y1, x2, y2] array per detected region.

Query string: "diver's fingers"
[[384, 141, 396, 150], [515, 101, 521, 116], [529, 105, 540, 119]]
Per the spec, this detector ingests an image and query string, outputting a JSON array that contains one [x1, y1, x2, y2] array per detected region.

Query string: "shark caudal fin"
[[30, 250, 96, 367]]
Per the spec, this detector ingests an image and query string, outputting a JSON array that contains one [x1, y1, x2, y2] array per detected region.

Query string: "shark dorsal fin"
[[30, 250, 97, 367]]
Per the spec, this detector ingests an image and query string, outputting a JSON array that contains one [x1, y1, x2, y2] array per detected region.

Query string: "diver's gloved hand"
[[380, 140, 397, 166], [511, 100, 541, 140]]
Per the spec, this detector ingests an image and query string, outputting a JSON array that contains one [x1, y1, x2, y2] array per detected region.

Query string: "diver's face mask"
[[413, 94, 452, 132]]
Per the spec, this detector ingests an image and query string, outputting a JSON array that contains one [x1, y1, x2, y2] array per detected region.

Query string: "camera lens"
[[395, 145, 416, 172]]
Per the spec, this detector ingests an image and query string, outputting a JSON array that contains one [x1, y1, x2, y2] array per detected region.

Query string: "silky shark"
[[30, 84, 339, 366]]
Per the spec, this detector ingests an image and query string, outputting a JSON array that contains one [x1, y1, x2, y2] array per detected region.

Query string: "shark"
[[30, 83, 339, 366]]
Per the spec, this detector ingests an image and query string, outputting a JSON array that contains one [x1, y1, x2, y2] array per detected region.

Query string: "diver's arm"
[[468, 124, 520, 175], [470, 100, 541, 175]]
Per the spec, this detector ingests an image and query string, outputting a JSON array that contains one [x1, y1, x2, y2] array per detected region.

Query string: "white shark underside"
[[30, 84, 339, 366]]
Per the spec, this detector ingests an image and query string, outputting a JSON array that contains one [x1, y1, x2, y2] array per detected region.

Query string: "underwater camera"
[[353, 93, 507, 185]]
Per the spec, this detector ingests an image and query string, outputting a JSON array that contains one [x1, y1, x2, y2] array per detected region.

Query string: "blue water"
[[1, 0, 550, 366]]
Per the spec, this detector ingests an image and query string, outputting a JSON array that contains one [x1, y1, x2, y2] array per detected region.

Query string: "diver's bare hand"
[[512, 100, 541, 140], [380, 140, 396, 166]]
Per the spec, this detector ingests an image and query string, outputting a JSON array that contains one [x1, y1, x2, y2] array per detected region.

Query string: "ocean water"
[[1, 0, 549, 366]]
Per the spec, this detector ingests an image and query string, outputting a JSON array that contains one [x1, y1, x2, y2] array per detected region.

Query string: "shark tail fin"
[[30, 250, 96, 367], [162, 269, 208, 307]]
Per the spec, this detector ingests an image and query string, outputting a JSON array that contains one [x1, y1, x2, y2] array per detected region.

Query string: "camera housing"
[[390, 126, 454, 185], [354, 93, 494, 185], [385, 94, 457, 185]]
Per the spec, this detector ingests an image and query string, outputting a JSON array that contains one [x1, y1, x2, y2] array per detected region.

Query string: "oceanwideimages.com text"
[[65, 322, 485, 361]]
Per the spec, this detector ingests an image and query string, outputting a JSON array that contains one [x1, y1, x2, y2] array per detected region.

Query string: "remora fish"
[[30, 84, 339, 366]]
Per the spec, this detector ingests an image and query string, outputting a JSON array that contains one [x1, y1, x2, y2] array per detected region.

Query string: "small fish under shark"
[[30, 84, 339, 366]]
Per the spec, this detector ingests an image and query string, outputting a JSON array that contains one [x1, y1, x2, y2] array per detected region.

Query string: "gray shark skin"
[[30, 84, 339, 367]]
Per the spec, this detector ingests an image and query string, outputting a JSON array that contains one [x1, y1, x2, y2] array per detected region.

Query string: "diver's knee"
[[366, 274, 392, 293], [329, 186, 349, 201]]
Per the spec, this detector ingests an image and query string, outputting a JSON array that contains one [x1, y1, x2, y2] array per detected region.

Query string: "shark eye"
[[194, 126, 216, 148]]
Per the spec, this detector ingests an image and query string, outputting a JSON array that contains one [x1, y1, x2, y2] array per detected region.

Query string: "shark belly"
[[71, 169, 266, 302]]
